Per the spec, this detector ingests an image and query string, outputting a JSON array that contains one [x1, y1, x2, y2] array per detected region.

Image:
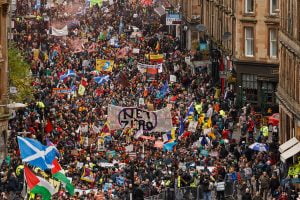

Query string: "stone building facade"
[[0, 0, 9, 160], [277, 0, 300, 143], [169, 0, 280, 111]]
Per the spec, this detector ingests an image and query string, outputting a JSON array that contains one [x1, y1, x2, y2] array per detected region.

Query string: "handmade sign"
[[108, 104, 172, 132]]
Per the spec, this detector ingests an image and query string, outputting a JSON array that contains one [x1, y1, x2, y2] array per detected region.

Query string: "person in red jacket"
[[247, 117, 255, 140]]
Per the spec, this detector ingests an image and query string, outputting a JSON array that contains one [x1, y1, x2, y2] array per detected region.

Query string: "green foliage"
[[8, 45, 34, 102]]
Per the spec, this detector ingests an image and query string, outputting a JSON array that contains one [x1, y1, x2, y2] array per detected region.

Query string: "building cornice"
[[233, 60, 279, 68], [279, 31, 300, 57], [239, 18, 257, 24], [276, 86, 300, 119]]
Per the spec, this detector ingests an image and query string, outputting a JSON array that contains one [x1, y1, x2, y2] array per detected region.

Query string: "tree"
[[8, 45, 34, 102]]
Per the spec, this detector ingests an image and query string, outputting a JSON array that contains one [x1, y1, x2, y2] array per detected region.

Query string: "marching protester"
[[0, 0, 298, 200]]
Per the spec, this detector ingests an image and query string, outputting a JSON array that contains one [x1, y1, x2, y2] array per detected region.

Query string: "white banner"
[[51, 25, 68, 36], [108, 104, 172, 132], [137, 63, 163, 73]]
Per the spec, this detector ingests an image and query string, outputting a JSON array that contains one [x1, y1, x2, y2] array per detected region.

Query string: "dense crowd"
[[0, 0, 299, 200]]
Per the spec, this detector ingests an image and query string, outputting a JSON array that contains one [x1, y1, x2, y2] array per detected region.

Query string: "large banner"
[[108, 105, 172, 132], [51, 26, 68, 36]]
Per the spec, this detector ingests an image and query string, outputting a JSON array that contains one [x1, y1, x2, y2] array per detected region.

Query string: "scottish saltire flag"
[[185, 102, 195, 120], [94, 75, 110, 85], [60, 70, 76, 80], [17, 137, 59, 170], [156, 82, 169, 99], [46, 138, 60, 157]]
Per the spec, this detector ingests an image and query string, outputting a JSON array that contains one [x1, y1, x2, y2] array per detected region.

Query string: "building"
[[172, 0, 280, 111], [277, 0, 300, 143], [0, 0, 9, 161], [234, 0, 279, 112]]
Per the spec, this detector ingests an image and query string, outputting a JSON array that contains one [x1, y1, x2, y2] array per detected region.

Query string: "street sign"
[[166, 13, 181, 25], [9, 87, 17, 94]]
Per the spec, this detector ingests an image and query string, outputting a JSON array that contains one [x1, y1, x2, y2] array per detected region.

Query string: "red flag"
[[45, 120, 53, 134]]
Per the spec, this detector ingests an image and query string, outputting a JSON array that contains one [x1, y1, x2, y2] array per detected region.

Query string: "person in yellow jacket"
[[260, 125, 269, 139]]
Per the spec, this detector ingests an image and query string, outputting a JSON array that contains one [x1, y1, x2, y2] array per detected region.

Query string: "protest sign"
[[52, 88, 72, 96], [139, 98, 145, 106], [51, 26, 68, 36], [188, 121, 198, 132], [137, 63, 163, 73], [170, 75, 176, 83], [108, 104, 172, 132], [132, 48, 140, 54], [96, 59, 114, 72]]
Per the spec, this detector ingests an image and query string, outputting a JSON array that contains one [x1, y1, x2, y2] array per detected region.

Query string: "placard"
[[139, 98, 145, 105], [170, 75, 176, 83]]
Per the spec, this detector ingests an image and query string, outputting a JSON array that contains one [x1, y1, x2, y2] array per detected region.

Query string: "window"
[[245, 0, 254, 13], [242, 74, 257, 89], [270, 0, 278, 15], [262, 82, 275, 102], [242, 74, 258, 101], [245, 27, 254, 57], [269, 29, 277, 58]]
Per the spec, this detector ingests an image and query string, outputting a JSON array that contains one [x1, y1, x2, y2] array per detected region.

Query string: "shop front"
[[234, 61, 279, 113]]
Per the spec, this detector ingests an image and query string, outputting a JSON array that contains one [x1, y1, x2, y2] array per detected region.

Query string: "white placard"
[[170, 75, 176, 83], [139, 98, 145, 105], [188, 121, 198, 132], [132, 48, 140, 54]]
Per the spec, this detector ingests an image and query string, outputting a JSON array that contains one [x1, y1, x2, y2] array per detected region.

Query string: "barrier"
[[145, 181, 237, 200], [145, 186, 202, 200]]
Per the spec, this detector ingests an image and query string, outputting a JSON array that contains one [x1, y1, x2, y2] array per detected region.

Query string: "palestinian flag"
[[51, 159, 74, 195], [24, 166, 55, 200]]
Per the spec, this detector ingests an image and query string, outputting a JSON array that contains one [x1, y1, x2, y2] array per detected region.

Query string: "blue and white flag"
[[94, 75, 110, 85], [178, 117, 185, 136], [60, 69, 76, 80], [185, 102, 195, 119], [17, 136, 59, 170]]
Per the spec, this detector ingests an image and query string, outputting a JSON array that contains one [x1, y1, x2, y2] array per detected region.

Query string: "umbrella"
[[249, 142, 268, 152], [7, 103, 27, 109]]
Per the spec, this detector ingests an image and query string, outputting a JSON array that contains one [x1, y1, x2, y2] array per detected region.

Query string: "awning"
[[154, 5, 166, 16], [280, 143, 300, 162], [279, 137, 299, 153]]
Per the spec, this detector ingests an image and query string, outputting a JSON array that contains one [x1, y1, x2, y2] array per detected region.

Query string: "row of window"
[[245, 27, 277, 58], [245, 0, 278, 15], [241, 74, 275, 103]]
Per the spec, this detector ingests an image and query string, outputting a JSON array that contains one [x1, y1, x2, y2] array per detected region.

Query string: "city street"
[[0, 0, 299, 200]]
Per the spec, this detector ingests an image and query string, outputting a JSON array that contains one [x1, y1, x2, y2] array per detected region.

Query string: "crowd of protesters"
[[0, 0, 299, 200]]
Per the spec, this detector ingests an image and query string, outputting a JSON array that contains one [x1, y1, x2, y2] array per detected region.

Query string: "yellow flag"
[[78, 84, 85, 96], [96, 59, 114, 72], [207, 117, 212, 128], [171, 127, 176, 140]]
